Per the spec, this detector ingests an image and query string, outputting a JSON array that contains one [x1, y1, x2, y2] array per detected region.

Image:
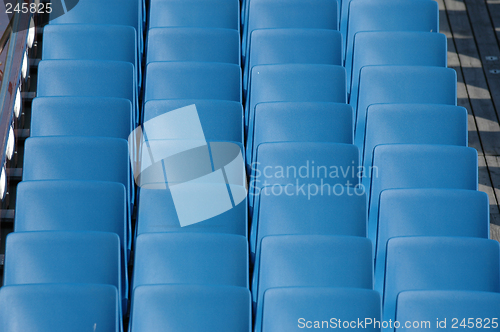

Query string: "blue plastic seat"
[[31, 97, 133, 139], [149, 0, 239, 30], [368, 144, 478, 241], [260, 288, 380, 332], [248, 102, 353, 166], [143, 99, 243, 143], [146, 28, 240, 65], [137, 184, 247, 236], [353, 66, 457, 148], [23, 136, 130, 200], [37, 60, 137, 122], [375, 188, 489, 293], [3, 231, 125, 311], [383, 237, 500, 323], [144, 62, 241, 104], [344, 0, 438, 64], [49, 0, 142, 47], [250, 142, 360, 210], [244, 29, 342, 92], [42, 24, 139, 85], [130, 285, 251, 332], [0, 284, 121, 332], [395, 290, 500, 331], [250, 185, 366, 262], [348, 31, 447, 96], [253, 235, 373, 332], [132, 233, 248, 290], [245, 64, 346, 142], [362, 104, 468, 191], [242, 0, 338, 60]]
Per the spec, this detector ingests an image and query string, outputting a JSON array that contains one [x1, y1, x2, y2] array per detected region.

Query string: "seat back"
[[130, 285, 251, 332], [149, 0, 239, 30], [137, 185, 247, 236], [349, 31, 447, 96], [353, 66, 457, 147], [345, 0, 438, 64], [395, 290, 500, 331], [0, 284, 120, 332], [260, 288, 380, 332], [375, 188, 489, 293], [143, 99, 243, 143], [31, 97, 133, 139], [144, 62, 241, 103], [147, 27, 240, 65], [132, 233, 248, 289], [244, 29, 342, 91], [383, 237, 500, 322], [248, 102, 353, 165], [243, 0, 338, 59], [368, 144, 478, 241]]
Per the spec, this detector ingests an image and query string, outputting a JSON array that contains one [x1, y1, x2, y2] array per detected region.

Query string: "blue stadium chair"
[[395, 290, 500, 331], [146, 28, 240, 65], [132, 233, 248, 290], [383, 237, 500, 323], [344, 0, 439, 64], [250, 185, 366, 262], [242, 0, 338, 60], [243, 29, 342, 93], [31, 97, 133, 139], [23, 136, 130, 200], [137, 185, 247, 236], [353, 66, 457, 148], [49, 0, 143, 66], [374, 189, 489, 293], [0, 284, 121, 332], [253, 235, 373, 331], [37, 60, 137, 123], [42, 24, 139, 85], [130, 285, 251, 332], [144, 62, 241, 104], [250, 142, 360, 210], [348, 31, 447, 96], [143, 99, 243, 143], [149, 0, 239, 30], [3, 231, 125, 312], [247, 102, 353, 166], [260, 288, 380, 332], [245, 64, 346, 141], [368, 144, 478, 241], [362, 104, 468, 191]]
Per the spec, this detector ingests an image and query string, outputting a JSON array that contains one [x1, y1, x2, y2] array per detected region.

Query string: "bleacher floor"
[[436, 0, 500, 237]]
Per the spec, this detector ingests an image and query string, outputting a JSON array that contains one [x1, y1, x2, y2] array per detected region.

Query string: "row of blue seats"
[[242, 0, 500, 331], [0, 0, 144, 330]]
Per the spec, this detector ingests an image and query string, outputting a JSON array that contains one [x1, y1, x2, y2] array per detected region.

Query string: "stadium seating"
[[260, 288, 381, 332], [250, 185, 366, 261], [253, 235, 373, 332], [368, 144, 478, 241], [130, 285, 251, 332], [374, 188, 489, 293], [348, 31, 447, 96], [248, 102, 353, 166], [146, 27, 240, 65], [353, 66, 457, 148], [383, 237, 500, 323], [0, 284, 121, 332], [132, 233, 248, 290], [244, 29, 342, 92], [31, 97, 133, 139]]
